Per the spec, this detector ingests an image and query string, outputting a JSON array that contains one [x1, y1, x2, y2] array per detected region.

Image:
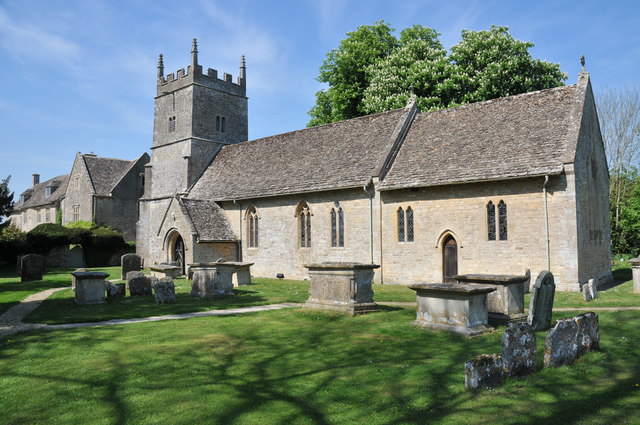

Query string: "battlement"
[[156, 39, 246, 98]]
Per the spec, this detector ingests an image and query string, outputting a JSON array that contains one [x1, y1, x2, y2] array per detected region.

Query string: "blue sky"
[[1, 0, 639, 196]]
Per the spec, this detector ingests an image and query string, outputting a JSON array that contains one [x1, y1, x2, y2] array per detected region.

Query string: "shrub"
[[0, 224, 28, 264], [65, 220, 95, 230]]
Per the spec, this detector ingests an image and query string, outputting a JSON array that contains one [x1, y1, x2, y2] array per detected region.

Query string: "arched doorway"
[[442, 235, 458, 283], [172, 234, 185, 275]]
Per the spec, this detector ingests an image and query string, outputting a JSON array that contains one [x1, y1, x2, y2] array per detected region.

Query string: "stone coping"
[[408, 283, 496, 295], [150, 264, 180, 271], [454, 274, 530, 284], [70, 271, 110, 279], [188, 262, 254, 267], [629, 257, 640, 266], [304, 262, 380, 270]]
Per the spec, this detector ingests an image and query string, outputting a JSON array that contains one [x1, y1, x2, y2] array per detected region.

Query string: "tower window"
[[216, 116, 226, 133], [168, 116, 176, 132]]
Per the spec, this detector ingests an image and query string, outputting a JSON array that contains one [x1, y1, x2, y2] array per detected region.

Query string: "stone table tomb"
[[408, 283, 495, 336], [454, 273, 529, 325], [150, 264, 182, 279], [304, 262, 379, 315], [189, 263, 236, 297], [72, 271, 109, 305]]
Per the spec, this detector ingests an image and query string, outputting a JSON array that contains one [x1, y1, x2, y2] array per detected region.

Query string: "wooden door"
[[442, 235, 458, 283], [173, 235, 185, 275]]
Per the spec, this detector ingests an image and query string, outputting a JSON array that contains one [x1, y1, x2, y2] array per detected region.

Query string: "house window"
[[45, 186, 53, 197], [397, 207, 405, 242], [487, 201, 496, 240], [37, 211, 42, 223], [168, 116, 176, 132], [406, 207, 414, 242], [72, 205, 80, 222], [297, 202, 311, 248], [331, 207, 345, 247], [498, 200, 508, 240], [45, 210, 51, 222], [247, 206, 259, 248]]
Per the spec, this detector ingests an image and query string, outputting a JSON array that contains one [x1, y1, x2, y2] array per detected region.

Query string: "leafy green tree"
[[613, 171, 640, 255], [363, 25, 452, 113], [0, 175, 14, 231], [308, 21, 398, 126], [448, 25, 566, 105], [309, 24, 567, 125]]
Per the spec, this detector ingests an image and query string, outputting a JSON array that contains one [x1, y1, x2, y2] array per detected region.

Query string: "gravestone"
[[502, 322, 536, 377], [528, 271, 556, 331], [121, 253, 142, 280], [153, 277, 177, 304], [105, 282, 126, 298], [631, 256, 640, 294], [574, 312, 599, 355], [69, 245, 85, 268], [20, 254, 45, 282], [127, 271, 152, 296], [582, 279, 598, 302], [464, 354, 504, 391], [544, 318, 579, 367]]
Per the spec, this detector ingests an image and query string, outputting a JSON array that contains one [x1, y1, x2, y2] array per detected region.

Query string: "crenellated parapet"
[[156, 39, 246, 98]]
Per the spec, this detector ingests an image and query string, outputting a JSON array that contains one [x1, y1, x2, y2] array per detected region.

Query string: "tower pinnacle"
[[191, 38, 198, 67], [157, 54, 164, 80], [240, 55, 246, 87]]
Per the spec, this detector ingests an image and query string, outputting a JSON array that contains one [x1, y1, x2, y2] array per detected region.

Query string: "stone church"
[[137, 40, 612, 292]]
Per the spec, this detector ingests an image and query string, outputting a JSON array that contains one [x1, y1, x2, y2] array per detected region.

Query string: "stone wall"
[[12, 204, 59, 232], [63, 154, 95, 225]]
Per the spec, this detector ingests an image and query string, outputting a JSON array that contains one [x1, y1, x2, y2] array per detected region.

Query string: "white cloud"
[[0, 6, 81, 69]]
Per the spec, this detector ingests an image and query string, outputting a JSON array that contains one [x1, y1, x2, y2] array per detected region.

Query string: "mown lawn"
[[1, 307, 639, 424], [0, 267, 75, 315]]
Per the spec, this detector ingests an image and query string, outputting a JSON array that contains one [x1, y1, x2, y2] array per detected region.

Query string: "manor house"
[[137, 40, 612, 292]]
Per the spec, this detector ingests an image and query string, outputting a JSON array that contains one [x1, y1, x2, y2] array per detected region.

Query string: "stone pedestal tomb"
[[454, 274, 528, 326], [304, 262, 379, 315], [150, 264, 181, 279], [408, 283, 495, 336], [190, 263, 236, 297], [72, 271, 109, 305], [631, 257, 640, 294], [230, 262, 254, 286]]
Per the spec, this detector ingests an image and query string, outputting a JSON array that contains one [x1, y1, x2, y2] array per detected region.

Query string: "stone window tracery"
[[487, 201, 496, 240], [406, 207, 414, 242], [168, 116, 176, 132], [498, 200, 508, 240], [331, 207, 345, 247], [397, 207, 405, 242], [247, 206, 259, 248], [297, 202, 311, 248]]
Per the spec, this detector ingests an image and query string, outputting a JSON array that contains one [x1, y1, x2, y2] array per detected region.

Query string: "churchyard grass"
[[0, 266, 74, 315], [1, 307, 639, 424]]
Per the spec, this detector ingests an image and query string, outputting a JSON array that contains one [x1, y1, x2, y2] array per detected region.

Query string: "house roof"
[[188, 108, 408, 201], [82, 155, 138, 196], [378, 76, 588, 190], [179, 198, 237, 242], [13, 174, 69, 211]]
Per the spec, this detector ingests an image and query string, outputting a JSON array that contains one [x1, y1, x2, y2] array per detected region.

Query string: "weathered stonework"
[[106, 282, 126, 298], [544, 318, 579, 367], [465, 354, 505, 391], [72, 271, 109, 304], [304, 262, 379, 315], [574, 312, 599, 355], [409, 283, 495, 336], [502, 322, 537, 377], [121, 253, 142, 280], [153, 277, 177, 304], [127, 271, 152, 296], [582, 279, 598, 301], [631, 257, 640, 294], [528, 271, 556, 331], [20, 254, 45, 282], [190, 263, 235, 297]]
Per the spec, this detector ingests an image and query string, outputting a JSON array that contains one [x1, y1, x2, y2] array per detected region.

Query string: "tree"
[[447, 26, 566, 105], [0, 175, 14, 231], [309, 24, 567, 125], [362, 25, 452, 113], [308, 21, 398, 126], [596, 87, 640, 247]]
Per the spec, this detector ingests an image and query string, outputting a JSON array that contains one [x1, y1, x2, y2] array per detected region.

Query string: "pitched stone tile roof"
[[179, 198, 237, 242], [189, 108, 407, 201], [13, 175, 69, 211], [379, 79, 587, 190], [83, 155, 137, 196]]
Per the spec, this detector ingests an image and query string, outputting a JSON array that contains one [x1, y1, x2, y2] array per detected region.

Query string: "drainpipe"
[[543, 176, 551, 271], [365, 182, 374, 264], [233, 199, 242, 261]]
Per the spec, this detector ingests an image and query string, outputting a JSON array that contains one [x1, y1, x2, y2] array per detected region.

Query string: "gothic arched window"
[[297, 202, 311, 248], [397, 207, 405, 242], [247, 206, 259, 248], [331, 207, 345, 247], [406, 207, 414, 242], [487, 201, 496, 240], [498, 200, 508, 240]]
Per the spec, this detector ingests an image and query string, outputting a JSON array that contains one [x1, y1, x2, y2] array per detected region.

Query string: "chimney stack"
[[32, 173, 40, 186]]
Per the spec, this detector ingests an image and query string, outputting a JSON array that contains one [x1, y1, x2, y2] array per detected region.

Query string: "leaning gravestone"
[[502, 322, 537, 377], [544, 318, 579, 367], [582, 279, 598, 302], [574, 312, 600, 355], [20, 254, 45, 282], [121, 253, 142, 280], [464, 354, 504, 391], [153, 277, 177, 304], [127, 271, 152, 296], [528, 271, 556, 331]]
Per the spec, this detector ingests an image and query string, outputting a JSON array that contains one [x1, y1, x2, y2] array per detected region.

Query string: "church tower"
[[137, 40, 248, 263]]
